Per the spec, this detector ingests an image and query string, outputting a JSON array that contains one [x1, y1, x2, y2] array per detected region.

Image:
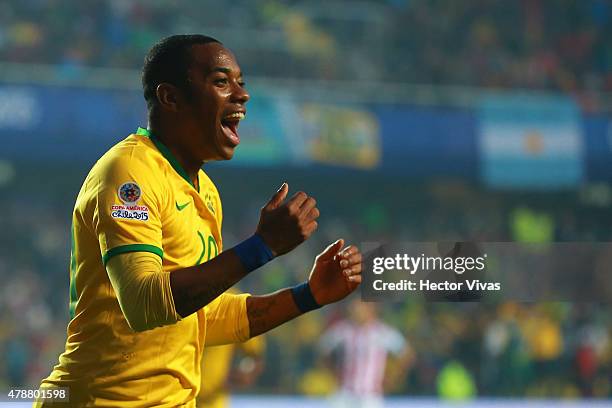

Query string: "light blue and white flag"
[[478, 93, 584, 189]]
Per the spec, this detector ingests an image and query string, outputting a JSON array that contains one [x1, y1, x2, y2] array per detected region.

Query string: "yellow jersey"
[[39, 128, 250, 407], [198, 324, 265, 408]]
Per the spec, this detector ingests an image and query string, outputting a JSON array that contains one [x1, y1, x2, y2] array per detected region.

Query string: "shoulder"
[[89, 135, 169, 191], [95, 135, 161, 175], [78, 134, 171, 214], [326, 320, 353, 336], [374, 322, 405, 348], [375, 321, 400, 335]]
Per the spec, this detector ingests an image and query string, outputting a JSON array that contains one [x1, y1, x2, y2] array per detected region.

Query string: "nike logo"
[[176, 201, 191, 211]]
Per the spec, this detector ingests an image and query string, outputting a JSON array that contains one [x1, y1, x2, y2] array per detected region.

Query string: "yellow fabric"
[[39, 132, 249, 407], [198, 345, 234, 408], [205, 292, 251, 346], [106, 252, 180, 332], [198, 336, 265, 408], [240, 334, 265, 355]]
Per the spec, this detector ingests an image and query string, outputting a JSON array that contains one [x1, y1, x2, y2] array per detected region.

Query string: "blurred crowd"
[[0, 166, 610, 399], [1, 0, 610, 401], [1, 0, 611, 102]]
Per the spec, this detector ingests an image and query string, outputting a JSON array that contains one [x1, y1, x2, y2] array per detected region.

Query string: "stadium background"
[[0, 0, 611, 406]]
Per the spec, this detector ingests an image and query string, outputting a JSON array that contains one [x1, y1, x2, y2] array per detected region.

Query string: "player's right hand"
[[256, 183, 319, 256]]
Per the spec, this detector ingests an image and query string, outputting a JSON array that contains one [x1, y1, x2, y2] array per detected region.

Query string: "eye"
[[238, 80, 246, 87], [213, 77, 228, 86]]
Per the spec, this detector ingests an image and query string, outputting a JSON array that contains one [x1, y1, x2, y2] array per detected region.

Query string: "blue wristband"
[[291, 282, 322, 313], [233, 234, 274, 273]]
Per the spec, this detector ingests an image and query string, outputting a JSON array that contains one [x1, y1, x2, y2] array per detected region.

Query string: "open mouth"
[[220, 111, 245, 146]]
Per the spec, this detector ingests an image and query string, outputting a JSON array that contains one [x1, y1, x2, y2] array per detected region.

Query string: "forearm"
[[170, 249, 248, 317], [107, 252, 181, 332], [246, 289, 303, 337]]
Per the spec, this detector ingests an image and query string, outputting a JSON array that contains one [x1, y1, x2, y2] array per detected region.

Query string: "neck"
[[148, 120, 203, 188]]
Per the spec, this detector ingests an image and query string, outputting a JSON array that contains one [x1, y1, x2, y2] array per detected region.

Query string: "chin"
[[220, 150, 235, 160], [213, 132, 238, 160], [216, 145, 236, 161]]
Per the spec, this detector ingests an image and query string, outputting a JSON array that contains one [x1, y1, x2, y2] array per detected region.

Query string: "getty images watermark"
[[361, 242, 612, 302]]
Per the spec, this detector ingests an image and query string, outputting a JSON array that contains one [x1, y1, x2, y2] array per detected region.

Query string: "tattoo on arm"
[[170, 251, 248, 318], [247, 289, 302, 337], [175, 280, 229, 316], [247, 295, 277, 336]]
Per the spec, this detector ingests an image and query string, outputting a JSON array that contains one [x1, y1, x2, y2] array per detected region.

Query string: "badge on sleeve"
[[110, 182, 150, 221], [119, 182, 141, 204]]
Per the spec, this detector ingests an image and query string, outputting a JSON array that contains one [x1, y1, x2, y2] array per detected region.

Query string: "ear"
[[155, 83, 180, 112]]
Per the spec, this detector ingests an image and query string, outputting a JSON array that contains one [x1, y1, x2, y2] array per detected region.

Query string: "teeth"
[[224, 112, 245, 120]]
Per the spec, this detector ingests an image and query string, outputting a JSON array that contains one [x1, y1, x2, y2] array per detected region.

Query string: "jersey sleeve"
[[93, 154, 167, 265], [320, 322, 348, 353], [382, 325, 407, 356], [106, 252, 180, 332], [204, 292, 250, 346]]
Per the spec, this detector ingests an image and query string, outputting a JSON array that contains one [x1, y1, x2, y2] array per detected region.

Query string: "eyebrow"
[[210, 67, 242, 76]]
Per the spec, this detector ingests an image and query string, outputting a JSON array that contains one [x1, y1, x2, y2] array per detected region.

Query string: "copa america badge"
[[118, 182, 142, 204]]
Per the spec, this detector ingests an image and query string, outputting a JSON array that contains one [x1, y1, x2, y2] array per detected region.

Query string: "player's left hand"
[[308, 239, 362, 306]]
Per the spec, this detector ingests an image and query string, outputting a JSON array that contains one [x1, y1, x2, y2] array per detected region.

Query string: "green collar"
[[136, 127, 198, 191]]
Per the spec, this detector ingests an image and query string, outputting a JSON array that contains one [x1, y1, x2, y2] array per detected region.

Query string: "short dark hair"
[[142, 34, 221, 111]]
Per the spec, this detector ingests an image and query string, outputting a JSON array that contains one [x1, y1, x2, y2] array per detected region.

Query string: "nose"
[[232, 82, 250, 104]]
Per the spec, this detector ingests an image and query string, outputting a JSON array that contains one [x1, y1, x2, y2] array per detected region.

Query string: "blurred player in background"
[[320, 300, 413, 408], [36, 34, 362, 407], [198, 290, 266, 408], [198, 336, 265, 407]]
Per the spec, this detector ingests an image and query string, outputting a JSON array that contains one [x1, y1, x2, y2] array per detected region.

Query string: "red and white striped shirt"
[[320, 320, 406, 396]]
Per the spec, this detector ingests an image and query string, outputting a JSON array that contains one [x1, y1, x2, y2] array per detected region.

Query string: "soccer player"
[[197, 333, 265, 407], [36, 34, 362, 407], [320, 300, 412, 408]]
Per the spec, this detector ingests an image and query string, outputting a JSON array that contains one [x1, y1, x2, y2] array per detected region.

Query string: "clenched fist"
[[256, 183, 319, 256]]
